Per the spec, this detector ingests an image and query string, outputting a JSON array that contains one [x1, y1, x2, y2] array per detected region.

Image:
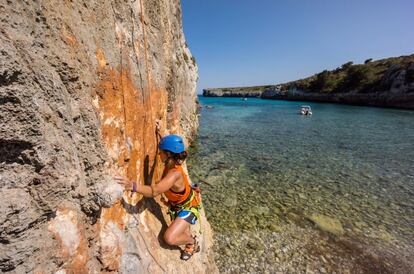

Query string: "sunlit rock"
[[307, 214, 345, 236]]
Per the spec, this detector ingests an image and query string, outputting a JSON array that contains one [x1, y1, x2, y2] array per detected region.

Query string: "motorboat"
[[300, 105, 312, 115]]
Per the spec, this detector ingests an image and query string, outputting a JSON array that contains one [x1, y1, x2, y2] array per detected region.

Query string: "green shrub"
[[309, 70, 338, 93], [405, 63, 414, 84], [340, 65, 378, 92], [341, 61, 354, 70]]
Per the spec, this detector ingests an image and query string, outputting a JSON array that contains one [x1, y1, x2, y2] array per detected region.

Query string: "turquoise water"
[[188, 97, 414, 273]]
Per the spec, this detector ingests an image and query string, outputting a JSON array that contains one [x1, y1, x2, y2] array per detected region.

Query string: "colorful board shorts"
[[177, 209, 198, 225]]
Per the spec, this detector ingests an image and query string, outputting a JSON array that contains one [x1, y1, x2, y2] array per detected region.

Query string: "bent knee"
[[164, 231, 176, 246]]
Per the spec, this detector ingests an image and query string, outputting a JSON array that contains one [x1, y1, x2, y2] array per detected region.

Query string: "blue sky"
[[181, 0, 414, 93]]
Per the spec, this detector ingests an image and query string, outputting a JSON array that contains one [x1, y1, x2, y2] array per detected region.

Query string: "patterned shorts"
[[177, 209, 197, 225]]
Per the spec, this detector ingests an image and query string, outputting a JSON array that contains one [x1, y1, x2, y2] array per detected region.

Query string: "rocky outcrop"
[[261, 57, 414, 109], [261, 88, 414, 109], [204, 55, 414, 109], [203, 86, 270, 97], [0, 0, 216, 273]]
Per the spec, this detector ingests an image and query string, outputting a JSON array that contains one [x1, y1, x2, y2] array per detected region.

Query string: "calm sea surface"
[[188, 96, 414, 273]]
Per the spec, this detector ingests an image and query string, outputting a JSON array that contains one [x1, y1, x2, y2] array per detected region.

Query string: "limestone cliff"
[[0, 0, 217, 273]]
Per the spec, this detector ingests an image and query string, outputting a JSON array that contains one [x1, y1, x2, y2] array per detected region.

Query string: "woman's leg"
[[164, 217, 194, 246]]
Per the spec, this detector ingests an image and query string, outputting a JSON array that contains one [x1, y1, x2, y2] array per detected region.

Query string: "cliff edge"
[[0, 0, 217, 273]]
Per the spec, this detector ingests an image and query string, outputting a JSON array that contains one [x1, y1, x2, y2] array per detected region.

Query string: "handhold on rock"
[[97, 177, 125, 207]]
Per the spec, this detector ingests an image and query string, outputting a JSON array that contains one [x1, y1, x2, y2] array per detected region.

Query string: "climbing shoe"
[[180, 236, 200, 261]]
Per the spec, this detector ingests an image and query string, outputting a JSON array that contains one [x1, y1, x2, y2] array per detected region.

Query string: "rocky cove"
[[203, 55, 414, 110], [2, 1, 414, 273], [0, 0, 217, 273]]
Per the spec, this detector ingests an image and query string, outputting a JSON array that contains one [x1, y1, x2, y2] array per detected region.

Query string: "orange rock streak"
[[93, 48, 169, 270]]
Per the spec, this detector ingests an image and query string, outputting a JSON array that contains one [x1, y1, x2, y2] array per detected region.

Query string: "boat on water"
[[300, 105, 312, 115]]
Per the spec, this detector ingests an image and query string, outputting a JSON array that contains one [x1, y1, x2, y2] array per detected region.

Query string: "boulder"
[[307, 214, 344, 236]]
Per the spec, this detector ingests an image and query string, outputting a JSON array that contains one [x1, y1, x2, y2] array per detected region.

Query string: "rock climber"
[[114, 122, 202, 260]]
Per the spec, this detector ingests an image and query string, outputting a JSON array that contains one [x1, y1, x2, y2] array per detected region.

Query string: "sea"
[[188, 96, 414, 273]]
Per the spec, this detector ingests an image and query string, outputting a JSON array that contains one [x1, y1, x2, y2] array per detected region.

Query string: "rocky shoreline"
[[261, 89, 414, 110], [203, 54, 414, 110], [203, 87, 414, 110], [203, 87, 268, 97]]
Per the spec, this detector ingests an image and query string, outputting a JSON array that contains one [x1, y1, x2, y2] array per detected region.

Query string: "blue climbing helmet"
[[158, 134, 185, 153]]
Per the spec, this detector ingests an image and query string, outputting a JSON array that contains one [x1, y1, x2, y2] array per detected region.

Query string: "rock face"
[[0, 0, 216, 273]]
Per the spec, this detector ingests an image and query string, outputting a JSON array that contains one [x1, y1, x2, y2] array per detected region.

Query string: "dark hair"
[[170, 151, 188, 165]]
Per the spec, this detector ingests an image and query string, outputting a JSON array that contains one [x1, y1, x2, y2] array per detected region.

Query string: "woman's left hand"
[[114, 175, 133, 190]]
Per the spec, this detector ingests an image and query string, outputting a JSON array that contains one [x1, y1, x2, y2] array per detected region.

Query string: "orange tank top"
[[163, 165, 192, 206]]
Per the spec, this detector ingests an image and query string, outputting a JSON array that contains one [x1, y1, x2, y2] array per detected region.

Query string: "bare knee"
[[164, 230, 176, 246]]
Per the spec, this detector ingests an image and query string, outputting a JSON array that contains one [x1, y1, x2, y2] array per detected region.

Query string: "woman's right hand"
[[114, 175, 133, 190], [155, 119, 162, 135]]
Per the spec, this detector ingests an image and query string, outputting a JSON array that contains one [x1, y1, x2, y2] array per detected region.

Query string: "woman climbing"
[[114, 124, 202, 260]]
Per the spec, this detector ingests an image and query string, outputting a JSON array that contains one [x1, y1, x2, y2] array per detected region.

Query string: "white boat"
[[300, 105, 312, 115]]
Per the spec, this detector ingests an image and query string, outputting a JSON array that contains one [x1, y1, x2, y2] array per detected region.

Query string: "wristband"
[[132, 181, 137, 192]]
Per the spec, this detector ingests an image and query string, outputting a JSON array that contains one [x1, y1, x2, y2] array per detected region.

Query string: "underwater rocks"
[[212, 224, 401, 274], [307, 214, 345, 236]]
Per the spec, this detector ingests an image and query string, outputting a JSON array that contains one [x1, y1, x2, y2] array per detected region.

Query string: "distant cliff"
[[203, 86, 272, 97], [204, 55, 414, 109], [261, 88, 414, 109]]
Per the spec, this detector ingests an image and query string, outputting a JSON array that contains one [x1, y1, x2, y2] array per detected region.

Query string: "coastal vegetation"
[[281, 54, 414, 93], [203, 54, 414, 109], [203, 54, 414, 95]]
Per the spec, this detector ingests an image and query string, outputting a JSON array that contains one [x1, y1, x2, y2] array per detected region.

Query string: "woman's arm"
[[114, 171, 180, 198]]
